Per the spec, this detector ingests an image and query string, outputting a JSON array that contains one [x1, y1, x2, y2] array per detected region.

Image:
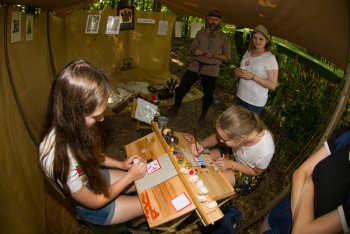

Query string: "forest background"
[[15, 0, 349, 232]]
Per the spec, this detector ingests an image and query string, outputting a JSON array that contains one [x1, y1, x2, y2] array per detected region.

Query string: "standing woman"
[[39, 59, 147, 226], [191, 105, 275, 191], [234, 25, 278, 115]]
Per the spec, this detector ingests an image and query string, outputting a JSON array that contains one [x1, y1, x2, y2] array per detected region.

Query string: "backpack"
[[201, 206, 241, 234]]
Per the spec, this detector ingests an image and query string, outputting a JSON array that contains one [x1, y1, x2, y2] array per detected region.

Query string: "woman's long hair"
[[40, 59, 110, 198], [216, 105, 271, 141]]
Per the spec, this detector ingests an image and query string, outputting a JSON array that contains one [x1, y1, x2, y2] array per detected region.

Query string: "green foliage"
[[8, 5, 44, 15], [268, 55, 339, 153], [219, 34, 342, 158]]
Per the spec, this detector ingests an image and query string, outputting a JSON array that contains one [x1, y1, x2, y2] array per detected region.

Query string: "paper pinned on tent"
[[190, 22, 202, 38], [175, 21, 183, 38], [137, 18, 155, 24], [158, 20, 169, 35]]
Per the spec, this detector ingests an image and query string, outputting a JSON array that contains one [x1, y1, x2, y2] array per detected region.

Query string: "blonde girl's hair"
[[216, 105, 271, 140]]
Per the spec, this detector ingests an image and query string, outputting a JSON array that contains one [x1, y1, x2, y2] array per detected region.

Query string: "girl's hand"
[[123, 155, 140, 170], [191, 142, 203, 157], [127, 161, 147, 181], [235, 68, 254, 80], [214, 158, 234, 171]]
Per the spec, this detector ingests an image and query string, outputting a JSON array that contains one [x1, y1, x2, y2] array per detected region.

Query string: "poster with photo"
[[106, 16, 121, 35], [117, 6, 134, 30], [11, 11, 21, 43], [26, 15, 33, 41], [85, 15, 101, 34]]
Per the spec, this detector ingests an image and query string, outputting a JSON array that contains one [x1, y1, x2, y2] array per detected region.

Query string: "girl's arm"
[[191, 133, 219, 156], [291, 145, 328, 216], [215, 158, 264, 176], [200, 133, 219, 148], [72, 161, 146, 209], [103, 155, 140, 170], [292, 177, 342, 234], [252, 69, 278, 91]]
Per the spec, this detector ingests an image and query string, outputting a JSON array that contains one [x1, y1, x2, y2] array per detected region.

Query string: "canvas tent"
[[0, 0, 349, 233], [4, 0, 350, 70]]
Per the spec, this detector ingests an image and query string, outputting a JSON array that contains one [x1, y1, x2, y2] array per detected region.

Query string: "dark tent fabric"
[[1, 5, 176, 233]]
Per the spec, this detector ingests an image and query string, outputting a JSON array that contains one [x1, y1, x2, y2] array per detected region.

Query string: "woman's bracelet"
[[252, 74, 255, 80]]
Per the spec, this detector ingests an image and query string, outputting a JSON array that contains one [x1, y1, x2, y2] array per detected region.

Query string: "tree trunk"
[[153, 0, 162, 12], [118, 0, 129, 7]]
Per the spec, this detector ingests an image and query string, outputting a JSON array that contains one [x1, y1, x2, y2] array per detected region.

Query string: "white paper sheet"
[[175, 21, 183, 38], [190, 22, 202, 38], [158, 20, 169, 35]]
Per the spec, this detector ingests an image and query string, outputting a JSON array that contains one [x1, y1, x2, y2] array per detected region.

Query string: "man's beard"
[[208, 23, 219, 32]]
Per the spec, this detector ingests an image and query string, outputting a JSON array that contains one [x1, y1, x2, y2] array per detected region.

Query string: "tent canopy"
[[157, 0, 349, 71], [2, 0, 349, 70]]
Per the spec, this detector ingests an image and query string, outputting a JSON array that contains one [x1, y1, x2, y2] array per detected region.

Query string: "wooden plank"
[[151, 122, 236, 226], [125, 132, 196, 228]]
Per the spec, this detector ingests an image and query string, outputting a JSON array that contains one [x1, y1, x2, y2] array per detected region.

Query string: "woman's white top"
[[232, 130, 275, 169], [237, 51, 278, 107], [39, 129, 87, 193]]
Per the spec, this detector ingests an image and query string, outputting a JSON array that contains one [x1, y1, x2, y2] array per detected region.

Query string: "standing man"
[[165, 9, 231, 121]]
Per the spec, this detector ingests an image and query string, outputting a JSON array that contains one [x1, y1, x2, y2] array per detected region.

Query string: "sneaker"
[[165, 106, 179, 116]]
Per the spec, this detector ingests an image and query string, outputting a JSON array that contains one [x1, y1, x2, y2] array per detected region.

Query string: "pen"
[[194, 128, 199, 152]]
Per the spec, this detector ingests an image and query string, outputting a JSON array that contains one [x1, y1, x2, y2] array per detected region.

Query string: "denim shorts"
[[235, 97, 263, 115], [264, 194, 292, 234], [75, 168, 115, 225]]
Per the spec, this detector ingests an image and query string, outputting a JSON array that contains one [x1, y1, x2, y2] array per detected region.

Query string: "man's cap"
[[208, 10, 222, 19], [253, 24, 270, 42]]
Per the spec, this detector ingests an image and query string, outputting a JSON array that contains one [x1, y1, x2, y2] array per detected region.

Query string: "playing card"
[[147, 159, 161, 174]]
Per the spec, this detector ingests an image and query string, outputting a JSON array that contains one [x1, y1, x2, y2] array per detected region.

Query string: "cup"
[[158, 116, 169, 129]]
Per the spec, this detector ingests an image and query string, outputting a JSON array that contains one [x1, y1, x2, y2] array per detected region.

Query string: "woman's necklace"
[[245, 57, 251, 66], [245, 49, 265, 66]]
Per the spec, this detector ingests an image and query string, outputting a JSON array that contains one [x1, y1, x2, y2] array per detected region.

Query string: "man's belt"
[[194, 59, 219, 76]]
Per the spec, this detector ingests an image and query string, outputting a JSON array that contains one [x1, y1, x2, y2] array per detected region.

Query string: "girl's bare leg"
[[109, 195, 144, 224]]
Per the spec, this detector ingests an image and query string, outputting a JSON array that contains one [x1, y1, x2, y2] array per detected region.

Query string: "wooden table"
[[125, 121, 236, 231]]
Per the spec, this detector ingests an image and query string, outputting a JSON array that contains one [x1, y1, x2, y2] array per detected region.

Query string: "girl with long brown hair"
[[191, 105, 275, 191], [39, 59, 146, 225]]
